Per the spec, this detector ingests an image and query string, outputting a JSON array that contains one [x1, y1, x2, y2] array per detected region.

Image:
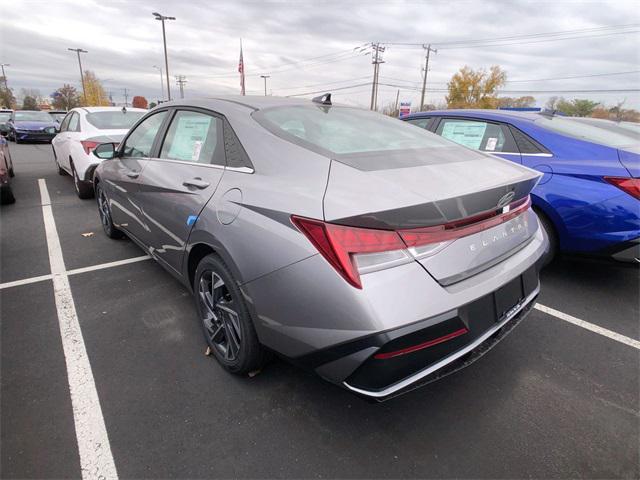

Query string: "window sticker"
[[167, 116, 212, 161], [485, 137, 498, 151], [441, 121, 487, 149]]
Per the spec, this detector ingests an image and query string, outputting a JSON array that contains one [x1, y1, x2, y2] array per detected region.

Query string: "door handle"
[[126, 171, 139, 179], [183, 178, 210, 189]]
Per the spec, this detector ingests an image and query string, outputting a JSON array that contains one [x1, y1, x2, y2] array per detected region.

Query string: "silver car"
[[92, 95, 547, 399]]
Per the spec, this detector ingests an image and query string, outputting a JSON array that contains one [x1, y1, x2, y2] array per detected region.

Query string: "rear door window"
[[159, 110, 225, 165], [67, 113, 80, 132], [436, 118, 516, 153], [406, 118, 433, 130]]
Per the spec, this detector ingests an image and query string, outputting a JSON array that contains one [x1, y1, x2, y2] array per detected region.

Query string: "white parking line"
[[0, 256, 150, 290], [535, 303, 640, 350], [38, 179, 118, 480]]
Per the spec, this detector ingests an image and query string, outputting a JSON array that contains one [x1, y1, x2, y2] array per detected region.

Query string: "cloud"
[[1, 0, 639, 109]]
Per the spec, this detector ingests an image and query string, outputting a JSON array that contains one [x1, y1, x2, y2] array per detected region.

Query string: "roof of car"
[[157, 95, 341, 112], [406, 109, 543, 123], [75, 106, 148, 113]]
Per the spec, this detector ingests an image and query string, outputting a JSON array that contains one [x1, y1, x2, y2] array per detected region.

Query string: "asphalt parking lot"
[[1, 143, 638, 479]]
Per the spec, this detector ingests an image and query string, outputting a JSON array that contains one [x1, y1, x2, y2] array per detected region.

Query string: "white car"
[[52, 106, 146, 198]]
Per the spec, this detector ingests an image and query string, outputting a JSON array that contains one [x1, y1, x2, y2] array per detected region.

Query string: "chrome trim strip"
[[343, 286, 540, 398], [495, 152, 553, 157], [145, 157, 254, 173]]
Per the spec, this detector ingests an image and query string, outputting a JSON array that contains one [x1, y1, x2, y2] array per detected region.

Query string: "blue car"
[[7, 110, 58, 143], [403, 110, 639, 263]]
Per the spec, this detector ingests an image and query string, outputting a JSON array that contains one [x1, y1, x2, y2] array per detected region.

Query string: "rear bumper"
[[342, 281, 538, 399]]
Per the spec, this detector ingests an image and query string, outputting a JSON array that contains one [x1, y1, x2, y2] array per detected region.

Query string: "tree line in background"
[[0, 70, 148, 111], [2, 65, 638, 121]]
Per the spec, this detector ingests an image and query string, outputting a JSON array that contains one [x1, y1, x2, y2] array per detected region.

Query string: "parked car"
[[51, 106, 146, 198], [0, 135, 15, 204], [403, 110, 640, 263], [7, 110, 58, 143], [92, 95, 546, 399], [0, 109, 12, 137], [48, 110, 67, 124]]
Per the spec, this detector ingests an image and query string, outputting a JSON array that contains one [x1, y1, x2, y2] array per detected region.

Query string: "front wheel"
[[96, 183, 123, 239], [0, 186, 15, 204], [194, 254, 265, 375]]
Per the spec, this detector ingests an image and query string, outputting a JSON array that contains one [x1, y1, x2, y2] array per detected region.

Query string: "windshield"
[[535, 115, 640, 149], [0, 112, 11, 122], [14, 111, 53, 122], [256, 105, 452, 156], [86, 111, 145, 130]]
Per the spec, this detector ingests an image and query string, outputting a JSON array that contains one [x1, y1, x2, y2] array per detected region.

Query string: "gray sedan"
[[92, 95, 546, 399]]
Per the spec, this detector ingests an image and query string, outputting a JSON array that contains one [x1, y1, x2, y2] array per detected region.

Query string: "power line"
[[175, 75, 187, 98], [382, 24, 639, 47]]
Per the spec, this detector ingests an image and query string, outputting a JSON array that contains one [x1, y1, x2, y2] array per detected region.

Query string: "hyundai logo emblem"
[[497, 191, 515, 208]]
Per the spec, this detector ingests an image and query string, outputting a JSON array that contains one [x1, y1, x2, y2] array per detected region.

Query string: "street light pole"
[[68, 48, 88, 104], [153, 65, 164, 102], [0, 63, 9, 90], [153, 12, 176, 101], [260, 75, 270, 96]]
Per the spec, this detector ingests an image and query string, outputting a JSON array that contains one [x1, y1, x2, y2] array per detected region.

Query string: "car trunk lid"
[[323, 147, 541, 284]]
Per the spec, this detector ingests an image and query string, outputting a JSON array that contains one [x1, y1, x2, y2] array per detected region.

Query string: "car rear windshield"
[[85, 111, 145, 130], [535, 115, 640, 149], [14, 111, 53, 122], [256, 105, 452, 156]]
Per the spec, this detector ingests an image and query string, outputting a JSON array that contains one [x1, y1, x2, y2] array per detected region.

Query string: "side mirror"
[[93, 142, 118, 160]]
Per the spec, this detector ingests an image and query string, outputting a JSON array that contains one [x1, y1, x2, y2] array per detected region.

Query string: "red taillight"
[[399, 196, 531, 247], [604, 176, 640, 200], [373, 327, 469, 360], [291, 216, 405, 288], [291, 195, 531, 289], [81, 140, 100, 155]]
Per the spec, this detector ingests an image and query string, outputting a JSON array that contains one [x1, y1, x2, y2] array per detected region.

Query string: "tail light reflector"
[[81, 140, 100, 155], [604, 176, 640, 200]]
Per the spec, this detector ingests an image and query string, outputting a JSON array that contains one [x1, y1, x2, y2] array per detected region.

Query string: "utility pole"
[[369, 43, 385, 111], [122, 88, 129, 106], [175, 75, 187, 99], [394, 89, 400, 114], [68, 48, 88, 104], [153, 65, 164, 102], [260, 75, 270, 96], [419, 44, 437, 111], [0, 63, 9, 90], [153, 12, 176, 101]]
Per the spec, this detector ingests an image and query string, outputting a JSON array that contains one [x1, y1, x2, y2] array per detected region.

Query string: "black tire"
[[96, 182, 124, 239], [194, 254, 264, 375], [8, 167, 14, 178], [53, 147, 66, 175], [72, 163, 94, 199], [535, 208, 558, 266], [1, 186, 15, 204]]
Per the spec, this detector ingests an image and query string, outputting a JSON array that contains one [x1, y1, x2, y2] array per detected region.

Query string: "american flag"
[[238, 39, 245, 96]]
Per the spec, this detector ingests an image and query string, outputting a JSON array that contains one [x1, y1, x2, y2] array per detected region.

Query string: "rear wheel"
[[72, 163, 94, 199], [52, 147, 66, 175], [535, 208, 558, 266], [96, 183, 123, 239], [194, 254, 264, 375], [1, 186, 15, 204]]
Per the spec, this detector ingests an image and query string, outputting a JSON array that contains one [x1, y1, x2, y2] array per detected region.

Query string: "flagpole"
[[239, 38, 246, 96]]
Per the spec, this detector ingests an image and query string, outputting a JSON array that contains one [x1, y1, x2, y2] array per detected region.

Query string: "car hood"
[[13, 121, 57, 130]]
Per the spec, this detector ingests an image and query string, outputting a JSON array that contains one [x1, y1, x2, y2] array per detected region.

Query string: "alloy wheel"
[[97, 189, 111, 232], [198, 271, 242, 361]]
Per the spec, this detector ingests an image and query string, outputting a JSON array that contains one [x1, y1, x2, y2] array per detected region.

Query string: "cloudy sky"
[[1, 0, 639, 110]]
